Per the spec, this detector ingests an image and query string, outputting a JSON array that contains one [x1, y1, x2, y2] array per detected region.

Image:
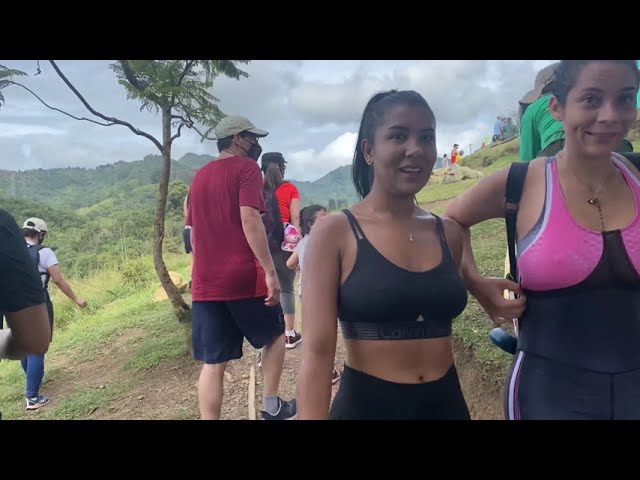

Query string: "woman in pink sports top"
[[447, 60, 640, 420]]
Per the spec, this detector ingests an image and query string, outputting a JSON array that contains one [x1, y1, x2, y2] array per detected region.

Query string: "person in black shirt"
[[0, 208, 51, 361]]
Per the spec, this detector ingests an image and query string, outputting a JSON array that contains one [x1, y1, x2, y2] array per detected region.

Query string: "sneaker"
[[261, 397, 297, 420], [489, 328, 518, 355], [285, 332, 302, 349], [25, 395, 50, 411], [332, 368, 342, 385]]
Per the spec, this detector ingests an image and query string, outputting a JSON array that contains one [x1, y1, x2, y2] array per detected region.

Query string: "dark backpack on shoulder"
[[262, 187, 284, 252], [26, 243, 51, 290]]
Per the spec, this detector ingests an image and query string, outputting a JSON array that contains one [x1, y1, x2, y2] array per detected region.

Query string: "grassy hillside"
[[1, 134, 637, 419], [0, 253, 194, 420]]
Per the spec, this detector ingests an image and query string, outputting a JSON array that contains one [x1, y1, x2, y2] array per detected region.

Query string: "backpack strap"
[[504, 162, 530, 282], [28, 244, 51, 290], [620, 152, 640, 171]]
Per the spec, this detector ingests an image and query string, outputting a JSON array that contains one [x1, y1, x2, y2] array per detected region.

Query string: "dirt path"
[[27, 243, 504, 420], [31, 328, 501, 420]]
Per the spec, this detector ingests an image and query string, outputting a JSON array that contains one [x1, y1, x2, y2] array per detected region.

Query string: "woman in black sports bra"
[[296, 90, 471, 420]]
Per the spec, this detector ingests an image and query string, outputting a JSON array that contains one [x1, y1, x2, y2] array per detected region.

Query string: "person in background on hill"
[[187, 115, 295, 420], [503, 118, 517, 140], [0, 210, 51, 363], [447, 60, 640, 419], [261, 152, 303, 350], [21, 217, 87, 410], [286, 204, 340, 384], [442, 153, 449, 169], [297, 90, 472, 420], [492, 116, 505, 143], [451, 144, 459, 164]]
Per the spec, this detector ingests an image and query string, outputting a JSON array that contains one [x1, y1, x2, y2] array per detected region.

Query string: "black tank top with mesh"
[[337, 209, 468, 341]]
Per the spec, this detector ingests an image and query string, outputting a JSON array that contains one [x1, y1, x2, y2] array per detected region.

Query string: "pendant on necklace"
[[587, 196, 599, 205], [409, 233, 414, 242]]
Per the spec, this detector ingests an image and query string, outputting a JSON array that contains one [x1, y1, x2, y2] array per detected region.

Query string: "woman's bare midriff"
[[343, 337, 454, 384]]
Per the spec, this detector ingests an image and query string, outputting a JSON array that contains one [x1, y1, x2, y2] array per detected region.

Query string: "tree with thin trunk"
[[2, 60, 250, 321]]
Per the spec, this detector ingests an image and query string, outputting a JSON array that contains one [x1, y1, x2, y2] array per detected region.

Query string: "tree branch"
[[118, 60, 147, 91], [171, 122, 187, 142], [7, 82, 115, 126], [176, 96, 216, 141], [49, 60, 163, 151], [169, 60, 197, 110], [177, 61, 196, 87]]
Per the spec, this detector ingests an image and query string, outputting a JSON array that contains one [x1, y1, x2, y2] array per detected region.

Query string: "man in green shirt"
[[519, 93, 565, 161], [518, 63, 565, 161]]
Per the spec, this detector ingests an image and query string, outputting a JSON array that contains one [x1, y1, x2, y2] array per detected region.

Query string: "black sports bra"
[[337, 210, 468, 341]]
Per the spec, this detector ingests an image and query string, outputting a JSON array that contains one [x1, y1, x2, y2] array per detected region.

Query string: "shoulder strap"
[[504, 162, 530, 282], [28, 244, 50, 289], [342, 209, 366, 241], [620, 152, 640, 171]]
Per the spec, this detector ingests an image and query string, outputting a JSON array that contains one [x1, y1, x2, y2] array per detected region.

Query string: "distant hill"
[[0, 152, 446, 214], [0, 153, 213, 211]]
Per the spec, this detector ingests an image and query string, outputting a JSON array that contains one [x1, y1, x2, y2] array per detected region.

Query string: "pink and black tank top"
[[515, 154, 640, 373]]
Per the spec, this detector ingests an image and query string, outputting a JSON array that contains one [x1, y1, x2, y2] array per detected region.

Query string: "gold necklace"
[[366, 205, 414, 242], [570, 167, 617, 232]]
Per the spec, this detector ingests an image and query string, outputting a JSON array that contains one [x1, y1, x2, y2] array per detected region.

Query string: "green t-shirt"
[[519, 94, 565, 161]]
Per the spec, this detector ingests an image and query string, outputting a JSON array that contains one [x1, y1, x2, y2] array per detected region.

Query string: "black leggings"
[[505, 351, 640, 420], [329, 365, 470, 420]]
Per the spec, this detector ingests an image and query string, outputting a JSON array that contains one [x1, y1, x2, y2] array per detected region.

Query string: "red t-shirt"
[[187, 156, 267, 301], [275, 181, 300, 223]]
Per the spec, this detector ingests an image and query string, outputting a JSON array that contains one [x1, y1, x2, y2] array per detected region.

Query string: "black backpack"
[[262, 186, 284, 252], [26, 243, 51, 290], [505, 152, 640, 282]]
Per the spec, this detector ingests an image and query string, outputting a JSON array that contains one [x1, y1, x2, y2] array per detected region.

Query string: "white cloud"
[[0, 60, 558, 179], [286, 132, 357, 181], [0, 123, 66, 137]]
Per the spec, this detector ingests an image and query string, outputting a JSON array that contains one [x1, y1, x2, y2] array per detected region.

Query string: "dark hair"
[[261, 152, 285, 173], [22, 228, 39, 238], [263, 162, 284, 192], [352, 90, 433, 199], [300, 204, 327, 236], [217, 136, 233, 153], [552, 60, 640, 107]]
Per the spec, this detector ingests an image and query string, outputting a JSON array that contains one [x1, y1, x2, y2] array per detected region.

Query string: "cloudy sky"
[[0, 60, 556, 182]]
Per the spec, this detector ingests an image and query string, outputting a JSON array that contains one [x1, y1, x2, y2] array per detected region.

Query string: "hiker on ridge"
[[187, 115, 296, 420], [21, 217, 88, 410], [261, 152, 302, 350], [0, 210, 50, 363]]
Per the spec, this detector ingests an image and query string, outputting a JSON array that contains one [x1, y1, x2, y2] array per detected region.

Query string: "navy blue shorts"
[[192, 298, 284, 364]]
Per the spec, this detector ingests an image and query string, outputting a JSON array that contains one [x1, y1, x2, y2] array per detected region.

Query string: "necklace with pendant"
[[366, 205, 415, 242], [571, 168, 616, 232]]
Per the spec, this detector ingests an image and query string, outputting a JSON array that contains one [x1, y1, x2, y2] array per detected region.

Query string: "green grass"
[[0, 252, 193, 420], [415, 142, 521, 385], [37, 383, 130, 420], [416, 178, 481, 206]]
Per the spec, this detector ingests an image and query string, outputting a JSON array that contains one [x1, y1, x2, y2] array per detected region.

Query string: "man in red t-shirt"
[[187, 115, 296, 420]]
